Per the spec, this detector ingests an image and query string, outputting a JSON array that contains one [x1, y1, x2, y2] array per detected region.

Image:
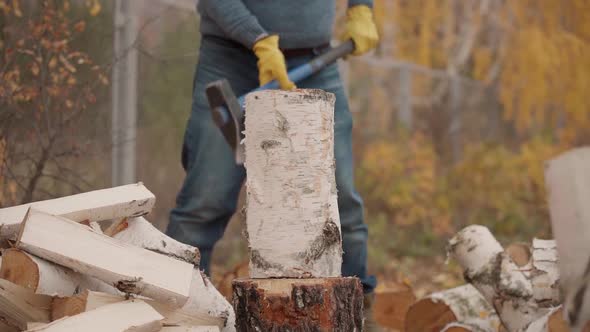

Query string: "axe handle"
[[244, 39, 356, 97]]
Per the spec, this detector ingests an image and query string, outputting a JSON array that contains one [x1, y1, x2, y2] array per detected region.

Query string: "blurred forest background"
[[1, 0, 589, 294]]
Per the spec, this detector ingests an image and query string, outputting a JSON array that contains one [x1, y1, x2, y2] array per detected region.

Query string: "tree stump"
[[232, 277, 363, 331], [243, 89, 342, 278]]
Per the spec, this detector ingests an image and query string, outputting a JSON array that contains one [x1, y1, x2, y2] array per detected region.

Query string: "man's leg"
[[295, 60, 376, 293], [166, 37, 259, 275]]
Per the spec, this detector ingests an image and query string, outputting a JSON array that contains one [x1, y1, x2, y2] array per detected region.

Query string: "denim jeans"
[[166, 36, 376, 293]]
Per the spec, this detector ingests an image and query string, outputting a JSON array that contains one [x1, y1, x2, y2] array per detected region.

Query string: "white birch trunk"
[[529, 239, 560, 306], [545, 147, 590, 331], [16, 209, 193, 306], [244, 89, 342, 278], [448, 225, 550, 331], [0, 249, 118, 296], [25, 300, 163, 332], [112, 216, 200, 267], [406, 284, 501, 332], [0, 182, 155, 239]]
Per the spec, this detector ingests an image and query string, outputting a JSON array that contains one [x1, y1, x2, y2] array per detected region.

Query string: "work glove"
[[253, 35, 296, 90], [344, 5, 379, 56]]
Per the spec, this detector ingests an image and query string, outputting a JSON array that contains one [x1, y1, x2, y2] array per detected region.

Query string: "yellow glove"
[[345, 5, 379, 56], [253, 35, 296, 90]]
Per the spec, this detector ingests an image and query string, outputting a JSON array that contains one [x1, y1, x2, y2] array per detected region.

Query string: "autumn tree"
[[0, 0, 108, 207]]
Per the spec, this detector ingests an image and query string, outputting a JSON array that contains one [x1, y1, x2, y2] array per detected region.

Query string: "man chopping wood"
[[166, 0, 380, 329]]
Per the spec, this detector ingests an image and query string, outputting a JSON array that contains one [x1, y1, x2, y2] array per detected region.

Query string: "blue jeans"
[[167, 36, 376, 293]]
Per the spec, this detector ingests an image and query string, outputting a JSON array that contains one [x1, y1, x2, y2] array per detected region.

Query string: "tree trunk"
[[0, 249, 118, 296], [26, 300, 163, 332], [17, 209, 193, 306], [111, 216, 200, 267], [243, 90, 342, 278], [406, 284, 501, 332], [232, 277, 362, 332], [0, 182, 155, 239], [545, 147, 590, 330]]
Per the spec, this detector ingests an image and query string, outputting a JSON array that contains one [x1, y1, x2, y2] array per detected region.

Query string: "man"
[[167, 0, 380, 329]]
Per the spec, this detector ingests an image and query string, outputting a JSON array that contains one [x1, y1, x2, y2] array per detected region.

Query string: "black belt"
[[281, 43, 331, 58]]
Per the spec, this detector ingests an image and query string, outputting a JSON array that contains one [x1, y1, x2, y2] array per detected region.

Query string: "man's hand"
[[253, 35, 296, 90], [345, 5, 379, 56]]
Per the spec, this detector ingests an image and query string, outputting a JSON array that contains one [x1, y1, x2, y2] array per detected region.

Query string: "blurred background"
[[1, 0, 589, 298]]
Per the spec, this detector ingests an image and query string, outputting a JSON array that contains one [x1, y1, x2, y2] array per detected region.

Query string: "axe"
[[206, 40, 355, 165]]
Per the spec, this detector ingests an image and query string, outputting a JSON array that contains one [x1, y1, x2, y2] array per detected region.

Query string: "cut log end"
[[373, 282, 416, 330], [406, 298, 458, 332], [0, 249, 39, 292], [232, 277, 362, 332]]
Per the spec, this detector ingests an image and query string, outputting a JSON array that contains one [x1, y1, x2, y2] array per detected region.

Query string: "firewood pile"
[[376, 147, 590, 332], [0, 183, 234, 332]]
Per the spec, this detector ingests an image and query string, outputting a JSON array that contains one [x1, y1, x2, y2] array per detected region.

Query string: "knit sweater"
[[196, 0, 373, 49]]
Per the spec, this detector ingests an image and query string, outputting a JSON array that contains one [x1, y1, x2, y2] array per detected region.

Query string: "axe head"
[[205, 79, 245, 164]]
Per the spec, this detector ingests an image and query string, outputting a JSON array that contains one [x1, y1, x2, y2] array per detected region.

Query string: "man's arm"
[[199, 0, 268, 49]]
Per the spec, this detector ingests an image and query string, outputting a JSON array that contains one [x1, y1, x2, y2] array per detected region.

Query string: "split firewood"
[[0, 182, 155, 239], [373, 282, 416, 330], [0, 279, 52, 330], [525, 306, 590, 332], [79, 220, 103, 234], [244, 90, 342, 278], [405, 284, 501, 332], [111, 216, 200, 267], [441, 319, 502, 332], [232, 277, 363, 331], [25, 300, 163, 332], [448, 225, 552, 331], [51, 289, 224, 328], [16, 209, 193, 306], [0, 249, 119, 296], [545, 147, 590, 331]]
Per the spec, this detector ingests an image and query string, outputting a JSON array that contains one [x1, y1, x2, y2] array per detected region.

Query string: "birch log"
[[244, 89, 342, 278], [0, 249, 118, 296], [373, 282, 416, 330], [448, 225, 550, 331], [0, 279, 52, 330], [441, 319, 501, 332], [405, 284, 501, 332], [161, 327, 220, 332], [545, 147, 590, 331], [111, 217, 200, 267], [16, 209, 193, 306], [25, 300, 163, 332], [232, 277, 363, 331], [51, 290, 224, 328], [0, 182, 155, 239], [524, 306, 590, 332]]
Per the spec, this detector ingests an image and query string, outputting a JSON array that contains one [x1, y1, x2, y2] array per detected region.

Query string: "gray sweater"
[[197, 0, 373, 50]]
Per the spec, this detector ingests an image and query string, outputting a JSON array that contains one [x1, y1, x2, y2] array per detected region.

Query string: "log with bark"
[[232, 277, 363, 331], [0, 278, 52, 330], [0, 182, 155, 239], [243, 89, 342, 278], [51, 289, 224, 328], [405, 284, 501, 332], [16, 209, 194, 306], [373, 282, 416, 330], [0, 249, 118, 297], [545, 147, 590, 331], [448, 225, 554, 331], [110, 216, 200, 267], [25, 300, 163, 332]]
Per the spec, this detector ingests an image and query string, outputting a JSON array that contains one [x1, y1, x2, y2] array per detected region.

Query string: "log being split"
[[16, 209, 193, 306], [448, 225, 551, 331], [111, 217, 200, 267], [545, 147, 590, 331], [232, 277, 363, 331], [405, 284, 501, 332], [0, 278, 52, 330], [26, 300, 163, 332], [51, 289, 224, 328], [0, 182, 155, 239], [0, 249, 119, 296], [244, 90, 342, 278]]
